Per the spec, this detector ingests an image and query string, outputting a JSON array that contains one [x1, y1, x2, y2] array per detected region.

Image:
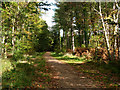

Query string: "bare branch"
[[92, 6, 100, 15]]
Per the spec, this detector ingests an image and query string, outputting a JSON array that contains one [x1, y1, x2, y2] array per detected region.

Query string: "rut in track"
[[43, 52, 98, 88]]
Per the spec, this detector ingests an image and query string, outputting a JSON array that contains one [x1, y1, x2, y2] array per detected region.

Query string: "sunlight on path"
[[43, 52, 98, 88]]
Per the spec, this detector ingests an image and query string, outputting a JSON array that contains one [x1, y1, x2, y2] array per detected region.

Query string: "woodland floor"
[[43, 52, 99, 88], [2, 52, 119, 89]]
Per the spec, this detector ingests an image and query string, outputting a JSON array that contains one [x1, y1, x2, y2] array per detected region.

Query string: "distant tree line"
[[52, 2, 120, 61]]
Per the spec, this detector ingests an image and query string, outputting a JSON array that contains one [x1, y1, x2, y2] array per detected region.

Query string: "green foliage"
[[12, 50, 24, 61], [2, 63, 35, 88], [89, 35, 103, 48], [51, 52, 64, 57], [58, 56, 80, 60], [53, 2, 120, 62], [81, 44, 86, 48], [54, 48, 63, 54], [2, 59, 14, 73], [2, 52, 50, 88], [33, 29, 52, 52], [1, 2, 51, 59], [51, 52, 91, 63]]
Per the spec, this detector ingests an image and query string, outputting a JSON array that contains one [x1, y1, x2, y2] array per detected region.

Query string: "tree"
[[1, 2, 51, 59]]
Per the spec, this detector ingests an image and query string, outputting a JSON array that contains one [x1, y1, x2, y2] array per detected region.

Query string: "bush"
[[81, 44, 86, 48], [12, 50, 24, 61]]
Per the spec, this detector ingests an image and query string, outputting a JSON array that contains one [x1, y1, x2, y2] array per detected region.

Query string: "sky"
[[40, 0, 63, 37], [41, 0, 57, 27]]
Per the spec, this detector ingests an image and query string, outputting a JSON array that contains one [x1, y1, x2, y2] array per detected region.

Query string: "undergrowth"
[[2, 52, 50, 89]]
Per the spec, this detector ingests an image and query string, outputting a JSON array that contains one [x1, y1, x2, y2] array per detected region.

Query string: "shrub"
[[12, 50, 24, 61]]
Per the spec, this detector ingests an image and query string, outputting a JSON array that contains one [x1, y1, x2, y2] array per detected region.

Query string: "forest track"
[[43, 52, 98, 88]]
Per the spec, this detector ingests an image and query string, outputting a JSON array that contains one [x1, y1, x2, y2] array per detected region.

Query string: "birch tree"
[[93, 2, 111, 60]]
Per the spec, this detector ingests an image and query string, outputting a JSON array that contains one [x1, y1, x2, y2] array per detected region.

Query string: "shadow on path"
[[43, 52, 98, 88]]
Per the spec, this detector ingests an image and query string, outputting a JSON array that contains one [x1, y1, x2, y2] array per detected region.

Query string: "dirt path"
[[43, 52, 98, 88]]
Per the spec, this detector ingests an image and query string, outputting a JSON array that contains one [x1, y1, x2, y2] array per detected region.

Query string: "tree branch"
[[115, 0, 120, 10], [92, 6, 100, 15]]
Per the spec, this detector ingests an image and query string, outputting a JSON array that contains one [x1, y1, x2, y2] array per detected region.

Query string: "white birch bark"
[[72, 31, 75, 52], [99, 4, 110, 51], [12, 19, 15, 55], [113, 2, 119, 50], [93, 2, 111, 59], [115, 0, 120, 60], [4, 42, 7, 59], [2, 36, 5, 57]]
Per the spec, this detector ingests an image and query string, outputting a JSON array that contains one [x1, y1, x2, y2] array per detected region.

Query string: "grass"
[[51, 52, 120, 88], [2, 52, 51, 89], [51, 52, 64, 57], [51, 52, 91, 64]]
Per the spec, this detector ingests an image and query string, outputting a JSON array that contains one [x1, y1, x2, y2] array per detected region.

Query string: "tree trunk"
[[84, 30, 88, 48], [22, 24, 25, 43], [2, 36, 7, 58], [12, 18, 15, 55], [72, 30, 75, 52], [4, 42, 7, 59], [63, 29, 67, 52], [99, 2, 111, 60], [113, 3, 119, 60], [59, 29, 61, 50], [115, 0, 120, 60], [78, 29, 82, 47], [65, 30, 68, 51], [113, 3, 117, 49], [67, 31, 70, 49], [4, 36, 8, 59], [118, 25, 120, 60], [2, 36, 5, 57], [83, 8, 88, 48], [70, 17, 75, 52]]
